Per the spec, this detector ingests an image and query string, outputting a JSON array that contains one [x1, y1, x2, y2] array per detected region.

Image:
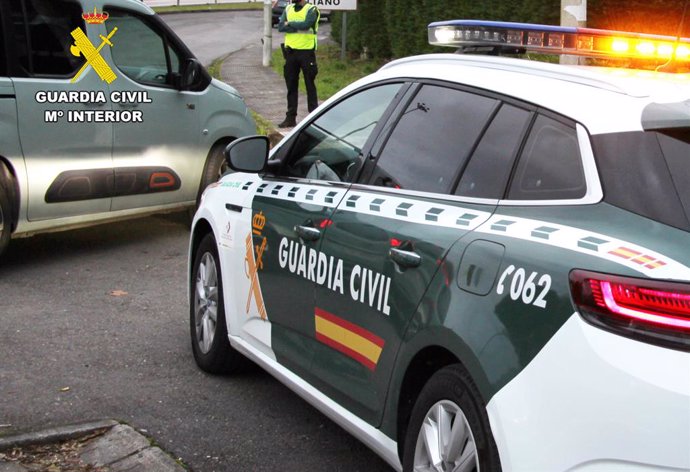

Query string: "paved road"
[[0, 11, 391, 472], [159, 10, 265, 66], [0, 214, 391, 471]]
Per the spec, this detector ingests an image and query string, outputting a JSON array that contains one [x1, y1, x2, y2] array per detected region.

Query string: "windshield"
[[592, 129, 690, 231]]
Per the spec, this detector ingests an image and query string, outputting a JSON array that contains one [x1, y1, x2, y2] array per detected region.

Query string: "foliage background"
[[329, 0, 689, 59]]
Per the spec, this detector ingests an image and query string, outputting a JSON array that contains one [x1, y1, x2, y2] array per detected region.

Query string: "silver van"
[[0, 0, 256, 256]]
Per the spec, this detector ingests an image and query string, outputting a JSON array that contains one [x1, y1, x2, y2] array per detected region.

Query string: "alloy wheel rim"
[[413, 400, 479, 472], [194, 252, 219, 354]]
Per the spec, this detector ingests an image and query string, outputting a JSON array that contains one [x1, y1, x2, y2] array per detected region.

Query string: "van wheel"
[[197, 143, 231, 206], [0, 173, 12, 258], [190, 233, 246, 374], [402, 364, 501, 472]]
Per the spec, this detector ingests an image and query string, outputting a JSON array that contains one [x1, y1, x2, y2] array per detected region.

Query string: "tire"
[[402, 364, 502, 472], [0, 172, 12, 258], [190, 233, 246, 374], [197, 143, 230, 206]]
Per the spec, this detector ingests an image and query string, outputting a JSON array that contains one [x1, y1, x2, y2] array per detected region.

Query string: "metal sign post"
[[311, 0, 357, 61], [263, 0, 273, 67]]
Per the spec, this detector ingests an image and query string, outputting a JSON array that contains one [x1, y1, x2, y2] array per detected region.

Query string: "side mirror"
[[225, 136, 269, 173], [174, 58, 202, 91]]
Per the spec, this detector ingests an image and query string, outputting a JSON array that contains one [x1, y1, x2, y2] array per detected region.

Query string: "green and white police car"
[[0, 0, 256, 257], [189, 20, 690, 472]]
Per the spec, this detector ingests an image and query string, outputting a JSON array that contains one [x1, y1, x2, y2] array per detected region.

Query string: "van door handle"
[[294, 225, 320, 241], [389, 247, 421, 268]]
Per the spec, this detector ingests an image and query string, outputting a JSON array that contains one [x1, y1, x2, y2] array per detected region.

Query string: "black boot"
[[278, 116, 296, 128]]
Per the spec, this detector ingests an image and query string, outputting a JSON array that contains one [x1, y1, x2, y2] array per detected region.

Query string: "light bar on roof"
[[428, 20, 690, 62]]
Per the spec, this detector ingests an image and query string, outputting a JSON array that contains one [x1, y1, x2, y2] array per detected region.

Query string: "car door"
[[238, 82, 406, 381], [311, 85, 535, 425], [9, 0, 114, 221], [103, 8, 200, 211]]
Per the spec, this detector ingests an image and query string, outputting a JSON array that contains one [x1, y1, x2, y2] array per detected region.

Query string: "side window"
[[370, 85, 497, 194], [9, 0, 83, 76], [282, 83, 402, 182], [105, 10, 181, 87], [456, 104, 532, 199], [507, 114, 586, 200]]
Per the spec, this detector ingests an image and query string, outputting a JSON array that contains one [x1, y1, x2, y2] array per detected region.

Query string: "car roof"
[[351, 53, 690, 135], [97, 0, 154, 15]]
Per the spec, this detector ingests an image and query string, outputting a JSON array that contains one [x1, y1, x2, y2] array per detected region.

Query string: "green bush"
[[330, 0, 686, 59]]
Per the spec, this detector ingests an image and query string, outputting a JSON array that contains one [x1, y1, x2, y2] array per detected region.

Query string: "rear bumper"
[[487, 314, 690, 471]]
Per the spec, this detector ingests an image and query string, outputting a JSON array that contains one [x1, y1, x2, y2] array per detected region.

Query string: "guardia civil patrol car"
[[0, 0, 255, 257], [189, 20, 690, 472]]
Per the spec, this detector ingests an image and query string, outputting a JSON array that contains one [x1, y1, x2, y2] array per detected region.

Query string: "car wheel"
[[190, 233, 245, 374], [402, 364, 501, 472], [197, 143, 230, 206], [0, 172, 12, 258]]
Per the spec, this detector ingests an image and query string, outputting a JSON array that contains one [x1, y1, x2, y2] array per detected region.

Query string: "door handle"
[[294, 225, 321, 242], [389, 247, 421, 268]]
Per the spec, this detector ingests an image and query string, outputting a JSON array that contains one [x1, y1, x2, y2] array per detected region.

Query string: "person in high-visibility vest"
[[277, 0, 320, 128]]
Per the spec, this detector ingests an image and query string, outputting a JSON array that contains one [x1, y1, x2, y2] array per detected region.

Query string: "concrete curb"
[[0, 419, 118, 452], [0, 421, 187, 472]]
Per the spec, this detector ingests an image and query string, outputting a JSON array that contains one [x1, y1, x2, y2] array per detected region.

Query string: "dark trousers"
[[283, 48, 318, 119]]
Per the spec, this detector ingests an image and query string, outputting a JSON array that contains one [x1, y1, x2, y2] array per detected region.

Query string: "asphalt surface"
[[0, 9, 392, 472], [160, 10, 265, 66]]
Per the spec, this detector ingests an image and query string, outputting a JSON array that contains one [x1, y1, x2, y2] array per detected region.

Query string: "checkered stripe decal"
[[340, 191, 490, 231], [476, 215, 690, 278], [252, 181, 347, 208], [223, 178, 690, 279], [247, 184, 491, 230]]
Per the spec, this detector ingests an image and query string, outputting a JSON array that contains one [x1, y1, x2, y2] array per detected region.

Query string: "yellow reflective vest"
[[284, 3, 319, 50]]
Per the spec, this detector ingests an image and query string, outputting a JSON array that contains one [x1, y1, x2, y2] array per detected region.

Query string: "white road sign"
[[312, 0, 357, 11]]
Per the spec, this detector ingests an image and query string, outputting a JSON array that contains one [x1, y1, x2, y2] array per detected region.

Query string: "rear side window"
[[592, 130, 690, 230], [370, 85, 497, 194], [507, 115, 585, 200], [9, 0, 83, 76], [456, 104, 532, 199]]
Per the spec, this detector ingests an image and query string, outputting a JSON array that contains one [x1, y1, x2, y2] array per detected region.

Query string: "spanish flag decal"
[[609, 246, 668, 270], [314, 308, 385, 371]]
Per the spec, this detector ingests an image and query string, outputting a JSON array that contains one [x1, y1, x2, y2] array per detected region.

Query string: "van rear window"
[[592, 129, 690, 231], [9, 0, 83, 76]]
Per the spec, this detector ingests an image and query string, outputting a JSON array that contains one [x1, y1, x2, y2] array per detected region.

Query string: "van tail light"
[[570, 270, 690, 351]]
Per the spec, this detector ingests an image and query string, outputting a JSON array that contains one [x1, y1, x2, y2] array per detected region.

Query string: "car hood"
[[210, 78, 243, 100]]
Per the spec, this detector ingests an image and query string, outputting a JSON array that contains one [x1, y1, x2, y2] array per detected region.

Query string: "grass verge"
[[251, 110, 276, 137], [153, 2, 262, 14], [206, 57, 224, 79]]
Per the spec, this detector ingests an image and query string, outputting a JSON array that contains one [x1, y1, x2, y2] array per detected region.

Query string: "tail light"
[[570, 270, 690, 351]]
